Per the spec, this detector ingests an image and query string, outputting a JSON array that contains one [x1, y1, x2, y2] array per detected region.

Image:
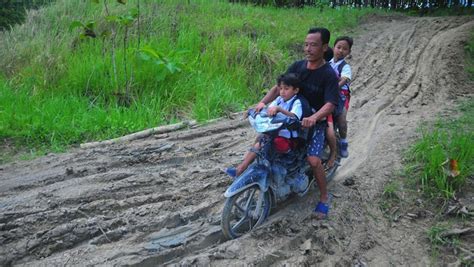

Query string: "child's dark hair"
[[334, 36, 353, 49], [277, 73, 301, 89]]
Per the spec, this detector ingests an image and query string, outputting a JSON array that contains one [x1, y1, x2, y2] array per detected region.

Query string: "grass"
[[0, 1, 381, 157], [427, 224, 463, 249], [427, 224, 451, 259], [397, 98, 473, 265], [382, 180, 401, 200], [404, 99, 474, 199], [379, 180, 404, 222]]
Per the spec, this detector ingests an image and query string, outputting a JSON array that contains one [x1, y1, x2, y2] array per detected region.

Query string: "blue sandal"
[[314, 201, 330, 219]]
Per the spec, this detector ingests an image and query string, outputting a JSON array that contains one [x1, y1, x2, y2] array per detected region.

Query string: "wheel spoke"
[[243, 188, 256, 211], [233, 188, 255, 214], [232, 214, 249, 232], [248, 215, 254, 229], [234, 200, 246, 213]]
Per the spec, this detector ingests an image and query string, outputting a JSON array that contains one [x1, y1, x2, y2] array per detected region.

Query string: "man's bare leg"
[[308, 156, 329, 219]]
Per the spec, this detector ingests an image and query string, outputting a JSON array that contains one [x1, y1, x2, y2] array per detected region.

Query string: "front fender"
[[224, 165, 270, 198]]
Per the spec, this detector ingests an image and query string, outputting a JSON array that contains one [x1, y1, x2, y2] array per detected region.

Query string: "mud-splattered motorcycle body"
[[221, 109, 340, 239]]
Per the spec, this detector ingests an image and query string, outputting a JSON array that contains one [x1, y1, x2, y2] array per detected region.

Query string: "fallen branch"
[[457, 245, 474, 256], [440, 228, 473, 238], [80, 120, 197, 149]]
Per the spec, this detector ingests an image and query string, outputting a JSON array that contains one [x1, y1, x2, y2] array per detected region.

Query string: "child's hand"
[[255, 102, 266, 112], [267, 106, 279, 116]]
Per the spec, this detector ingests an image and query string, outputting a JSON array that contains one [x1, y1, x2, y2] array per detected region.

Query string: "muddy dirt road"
[[1, 16, 473, 266]]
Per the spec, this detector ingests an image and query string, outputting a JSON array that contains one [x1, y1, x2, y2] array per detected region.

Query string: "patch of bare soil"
[[1, 15, 473, 266]]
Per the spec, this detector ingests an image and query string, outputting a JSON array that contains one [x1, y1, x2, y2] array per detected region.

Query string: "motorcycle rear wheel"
[[221, 186, 271, 239]]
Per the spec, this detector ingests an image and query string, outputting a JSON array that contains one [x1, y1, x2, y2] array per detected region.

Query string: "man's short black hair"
[[334, 36, 353, 49], [278, 73, 301, 89], [307, 27, 330, 45]]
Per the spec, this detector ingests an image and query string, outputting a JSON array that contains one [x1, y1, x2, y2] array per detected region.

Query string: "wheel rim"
[[227, 187, 268, 237]]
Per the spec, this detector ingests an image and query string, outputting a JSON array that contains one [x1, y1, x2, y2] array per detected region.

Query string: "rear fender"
[[224, 165, 270, 198]]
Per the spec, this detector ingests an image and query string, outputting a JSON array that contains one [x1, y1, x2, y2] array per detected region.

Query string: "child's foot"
[[311, 201, 330, 220], [339, 141, 349, 158]]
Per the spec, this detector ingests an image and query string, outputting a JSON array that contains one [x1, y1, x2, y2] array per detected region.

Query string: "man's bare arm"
[[301, 102, 335, 128]]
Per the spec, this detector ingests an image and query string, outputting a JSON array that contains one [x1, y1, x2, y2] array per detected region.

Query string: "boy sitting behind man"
[[326, 36, 353, 167]]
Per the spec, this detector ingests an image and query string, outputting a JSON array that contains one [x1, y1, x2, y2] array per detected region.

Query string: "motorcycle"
[[221, 108, 341, 239]]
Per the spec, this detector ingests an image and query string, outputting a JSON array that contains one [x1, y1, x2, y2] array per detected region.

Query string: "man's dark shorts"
[[307, 122, 327, 158]]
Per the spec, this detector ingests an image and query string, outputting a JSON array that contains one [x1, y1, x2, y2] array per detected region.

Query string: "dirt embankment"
[[1, 15, 473, 266]]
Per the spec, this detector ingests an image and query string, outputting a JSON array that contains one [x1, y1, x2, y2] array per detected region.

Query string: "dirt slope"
[[1, 15, 473, 266]]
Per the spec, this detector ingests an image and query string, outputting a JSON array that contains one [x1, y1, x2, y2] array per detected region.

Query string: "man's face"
[[304, 32, 327, 62]]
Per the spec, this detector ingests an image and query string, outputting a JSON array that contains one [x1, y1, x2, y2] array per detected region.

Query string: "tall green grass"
[[0, 78, 165, 148], [0, 0, 380, 153], [404, 100, 474, 199]]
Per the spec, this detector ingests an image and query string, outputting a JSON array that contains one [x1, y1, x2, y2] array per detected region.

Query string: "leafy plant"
[[106, 6, 139, 101], [138, 45, 187, 81], [69, 20, 97, 39]]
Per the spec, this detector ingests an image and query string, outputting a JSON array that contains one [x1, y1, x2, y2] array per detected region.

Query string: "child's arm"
[[338, 64, 352, 88], [272, 107, 297, 118], [267, 105, 297, 118], [338, 76, 350, 88]]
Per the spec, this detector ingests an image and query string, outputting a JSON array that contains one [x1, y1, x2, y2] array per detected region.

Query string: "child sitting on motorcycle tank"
[[225, 73, 306, 178]]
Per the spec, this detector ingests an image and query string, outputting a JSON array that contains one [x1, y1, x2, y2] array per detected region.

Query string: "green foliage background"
[[0, 0, 378, 151], [0, 0, 55, 30]]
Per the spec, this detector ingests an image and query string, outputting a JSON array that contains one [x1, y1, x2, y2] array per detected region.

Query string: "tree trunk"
[[391, 0, 397, 9]]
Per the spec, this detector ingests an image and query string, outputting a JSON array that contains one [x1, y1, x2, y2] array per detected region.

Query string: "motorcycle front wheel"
[[221, 186, 271, 239]]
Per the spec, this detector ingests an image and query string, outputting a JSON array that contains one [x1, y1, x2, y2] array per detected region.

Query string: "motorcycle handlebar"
[[247, 108, 300, 133]]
